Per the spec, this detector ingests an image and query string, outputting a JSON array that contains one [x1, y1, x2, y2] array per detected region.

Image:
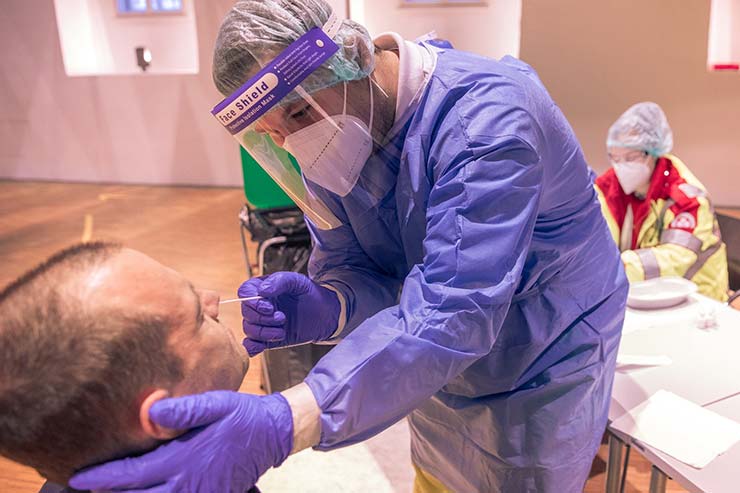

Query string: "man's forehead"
[[81, 249, 193, 315]]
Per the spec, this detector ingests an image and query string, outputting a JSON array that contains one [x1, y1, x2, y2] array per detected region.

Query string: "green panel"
[[240, 146, 298, 210]]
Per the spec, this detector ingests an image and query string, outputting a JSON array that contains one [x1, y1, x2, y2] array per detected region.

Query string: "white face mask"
[[283, 81, 374, 197], [613, 160, 652, 195]]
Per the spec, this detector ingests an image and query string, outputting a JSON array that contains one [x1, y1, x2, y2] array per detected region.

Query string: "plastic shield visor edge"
[[211, 17, 343, 230]]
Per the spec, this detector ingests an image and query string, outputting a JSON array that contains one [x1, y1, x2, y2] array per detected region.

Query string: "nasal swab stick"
[[219, 296, 263, 305]]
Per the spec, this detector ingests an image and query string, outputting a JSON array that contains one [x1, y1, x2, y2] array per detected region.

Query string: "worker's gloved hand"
[[69, 391, 292, 493], [239, 272, 341, 356]]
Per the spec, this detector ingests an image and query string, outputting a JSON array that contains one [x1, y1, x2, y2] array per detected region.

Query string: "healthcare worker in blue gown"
[[70, 1, 628, 492]]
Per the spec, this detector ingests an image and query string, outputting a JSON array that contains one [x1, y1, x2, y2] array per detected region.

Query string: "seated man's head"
[[0, 242, 249, 484]]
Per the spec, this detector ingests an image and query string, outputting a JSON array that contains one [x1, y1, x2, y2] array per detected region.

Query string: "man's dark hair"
[[0, 242, 184, 483]]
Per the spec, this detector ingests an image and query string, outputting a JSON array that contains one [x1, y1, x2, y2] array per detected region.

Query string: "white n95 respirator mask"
[[613, 160, 652, 195], [284, 81, 374, 197]]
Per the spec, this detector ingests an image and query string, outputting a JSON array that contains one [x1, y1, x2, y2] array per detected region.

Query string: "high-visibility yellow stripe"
[[413, 464, 452, 493]]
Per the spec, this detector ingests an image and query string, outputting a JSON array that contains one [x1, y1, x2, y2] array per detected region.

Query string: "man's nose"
[[255, 121, 287, 148], [197, 289, 220, 319]]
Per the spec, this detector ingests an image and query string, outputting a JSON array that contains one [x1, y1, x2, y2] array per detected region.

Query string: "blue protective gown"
[[303, 45, 628, 492]]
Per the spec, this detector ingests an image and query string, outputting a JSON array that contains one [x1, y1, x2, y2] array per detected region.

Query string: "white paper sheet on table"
[[616, 354, 672, 369], [611, 390, 740, 468]]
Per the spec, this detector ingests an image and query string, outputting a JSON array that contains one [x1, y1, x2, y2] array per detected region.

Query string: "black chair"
[[39, 483, 68, 493], [239, 204, 334, 394], [717, 211, 740, 291]]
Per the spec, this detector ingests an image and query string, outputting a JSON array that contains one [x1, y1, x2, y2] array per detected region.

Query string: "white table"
[[605, 294, 740, 493]]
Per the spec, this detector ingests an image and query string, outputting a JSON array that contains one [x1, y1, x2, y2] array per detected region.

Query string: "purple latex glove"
[[239, 272, 341, 356], [69, 391, 292, 493]]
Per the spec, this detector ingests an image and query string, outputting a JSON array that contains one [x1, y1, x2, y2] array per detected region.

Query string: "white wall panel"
[[53, 0, 199, 76]]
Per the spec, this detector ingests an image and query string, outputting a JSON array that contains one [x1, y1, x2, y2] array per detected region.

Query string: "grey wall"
[[2, 0, 738, 206], [520, 0, 740, 206], [0, 0, 241, 186]]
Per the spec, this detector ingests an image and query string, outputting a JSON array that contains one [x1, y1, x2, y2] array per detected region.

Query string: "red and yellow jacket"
[[595, 154, 728, 301]]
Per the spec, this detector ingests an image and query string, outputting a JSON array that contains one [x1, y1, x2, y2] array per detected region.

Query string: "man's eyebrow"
[[189, 282, 204, 328]]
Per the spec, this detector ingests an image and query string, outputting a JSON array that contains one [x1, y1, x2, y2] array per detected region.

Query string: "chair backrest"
[[39, 482, 66, 492], [718, 212, 740, 290], [240, 146, 297, 211]]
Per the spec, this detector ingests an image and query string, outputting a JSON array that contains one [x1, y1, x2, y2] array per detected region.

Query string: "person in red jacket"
[[595, 102, 728, 301]]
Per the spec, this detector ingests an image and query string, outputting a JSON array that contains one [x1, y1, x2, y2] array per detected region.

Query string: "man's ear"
[[139, 389, 180, 440], [343, 31, 375, 75]]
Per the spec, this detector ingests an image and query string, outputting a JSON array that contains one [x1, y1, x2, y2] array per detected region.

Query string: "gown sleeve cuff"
[[319, 283, 347, 339]]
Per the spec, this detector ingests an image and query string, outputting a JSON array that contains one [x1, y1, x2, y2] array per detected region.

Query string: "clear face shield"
[[211, 14, 383, 230]]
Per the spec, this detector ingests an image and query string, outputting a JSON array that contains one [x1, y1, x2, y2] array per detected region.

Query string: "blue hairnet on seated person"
[[606, 101, 674, 157], [212, 0, 375, 98]]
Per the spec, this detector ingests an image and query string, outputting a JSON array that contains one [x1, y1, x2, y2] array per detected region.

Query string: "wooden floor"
[[0, 181, 689, 492]]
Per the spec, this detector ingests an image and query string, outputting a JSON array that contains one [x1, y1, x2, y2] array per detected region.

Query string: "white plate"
[[627, 277, 698, 310]]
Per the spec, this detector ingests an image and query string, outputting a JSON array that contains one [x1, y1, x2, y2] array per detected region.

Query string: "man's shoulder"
[[421, 54, 549, 148], [410, 52, 561, 182], [425, 51, 545, 111]]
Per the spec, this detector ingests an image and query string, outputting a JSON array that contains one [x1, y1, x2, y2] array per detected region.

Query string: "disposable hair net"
[[606, 102, 674, 156], [213, 0, 375, 100]]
